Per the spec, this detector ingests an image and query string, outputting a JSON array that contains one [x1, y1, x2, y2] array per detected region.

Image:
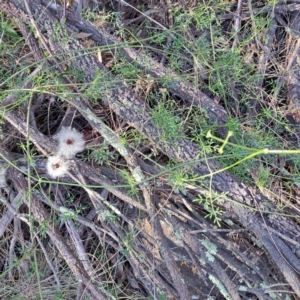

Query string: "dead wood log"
[[2, 103, 297, 298], [1, 0, 300, 298], [286, 13, 300, 143], [48, 1, 229, 136], [3, 167, 108, 299]]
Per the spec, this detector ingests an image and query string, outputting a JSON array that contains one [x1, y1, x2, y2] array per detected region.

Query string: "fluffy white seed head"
[[46, 155, 70, 178], [0, 168, 7, 187], [54, 127, 85, 159]]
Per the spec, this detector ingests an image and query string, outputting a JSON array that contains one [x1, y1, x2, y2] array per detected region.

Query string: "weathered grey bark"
[[286, 9, 300, 115], [4, 164, 107, 300], [1, 0, 300, 298], [47, 1, 229, 136]]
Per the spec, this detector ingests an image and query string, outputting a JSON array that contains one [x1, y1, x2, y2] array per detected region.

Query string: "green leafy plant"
[[97, 207, 118, 223], [88, 143, 116, 165], [166, 162, 190, 195], [152, 100, 183, 141], [194, 191, 226, 227], [120, 169, 139, 197]]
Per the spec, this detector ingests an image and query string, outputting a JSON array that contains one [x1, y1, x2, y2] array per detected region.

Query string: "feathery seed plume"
[[55, 127, 85, 158], [46, 155, 70, 178]]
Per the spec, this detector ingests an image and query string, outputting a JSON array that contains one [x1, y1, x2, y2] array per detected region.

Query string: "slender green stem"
[[191, 150, 263, 181], [207, 131, 300, 154]]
